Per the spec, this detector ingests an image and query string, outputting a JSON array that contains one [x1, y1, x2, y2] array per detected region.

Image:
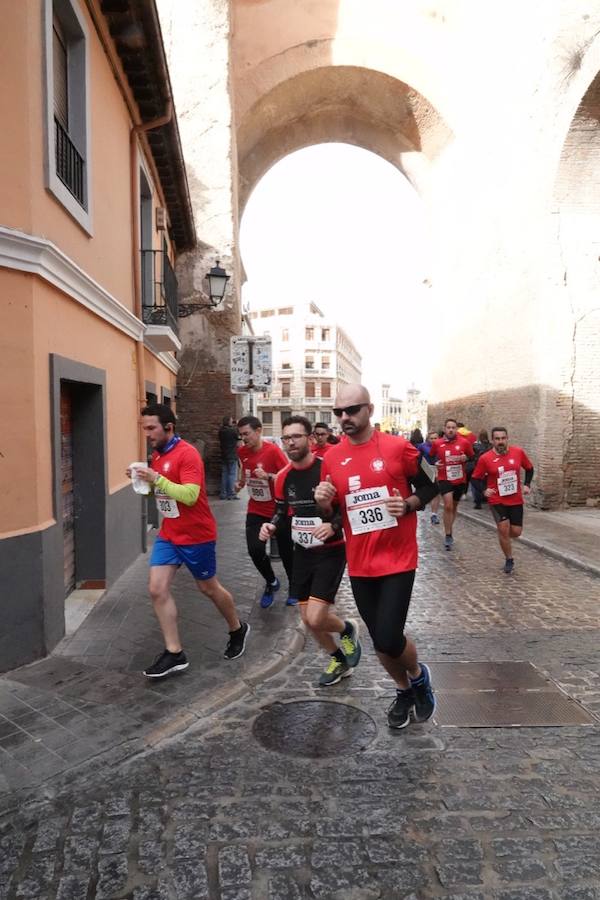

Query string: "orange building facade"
[[0, 0, 195, 670]]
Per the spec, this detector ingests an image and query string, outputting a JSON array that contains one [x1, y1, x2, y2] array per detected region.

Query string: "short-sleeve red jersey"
[[238, 441, 288, 517], [313, 443, 332, 459], [472, 446, 533, 506], [429, 435, 474, 484], [320, 431, 420, 577], [151, 439, 217, 545]]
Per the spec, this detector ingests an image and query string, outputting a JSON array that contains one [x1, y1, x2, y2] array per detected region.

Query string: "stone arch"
[[552, 56, 600, 505], [236, 64, 452, 213]]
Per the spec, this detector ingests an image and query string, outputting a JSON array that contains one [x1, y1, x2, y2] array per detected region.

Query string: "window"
[[305, 382, 315, 398], [262, 411, 273, 425], [305, 327, 314, 341], [281, 329, 289, 342], [306, 411, 316, 424], [44, 0, 91, 231], [281, 361, 292, 370], [321, 328, 330, 341], [305, 356, 314, 370], [322, 356, 330, 370], [260, 309, 275, 317], [321, 411, 332, 424], [281, 381, 291, 398], [321, 382, 331, 398], [278, 307, 293, 315]]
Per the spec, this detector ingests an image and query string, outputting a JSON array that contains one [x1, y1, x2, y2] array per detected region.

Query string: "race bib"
[[498, 470, 518, 497], [291, 516, 324, 548], [446, 464, 463, 481], [248, 477, 271, 502], [155, 491, 179, 518], [346, 486, 397, 536]]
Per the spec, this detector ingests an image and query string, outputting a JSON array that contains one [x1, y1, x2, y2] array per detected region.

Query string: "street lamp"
[[177, 260, 231, 316], [205, 260, 230, 308]]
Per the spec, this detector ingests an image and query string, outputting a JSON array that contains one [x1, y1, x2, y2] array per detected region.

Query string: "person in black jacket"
[[218, 416, 240, 500], [471, 429, 492, 508]]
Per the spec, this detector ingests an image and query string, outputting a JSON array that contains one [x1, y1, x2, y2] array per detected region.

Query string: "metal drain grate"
[[253, 700, 377, 756], [429, 661, 597, 728]]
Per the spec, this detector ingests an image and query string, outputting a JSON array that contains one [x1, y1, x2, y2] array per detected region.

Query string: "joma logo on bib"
[[349, 490, 381, 504]]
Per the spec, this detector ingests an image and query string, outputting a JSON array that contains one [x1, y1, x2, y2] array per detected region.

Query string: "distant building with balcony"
[[247, 301, 362, 434], [379, 384, 428, 435], [1, 0, 195, 671]]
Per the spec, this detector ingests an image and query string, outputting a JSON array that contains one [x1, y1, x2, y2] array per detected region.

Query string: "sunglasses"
[[332, 403, 368, 418]]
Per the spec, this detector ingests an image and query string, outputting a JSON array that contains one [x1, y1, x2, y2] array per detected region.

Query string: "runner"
[[128, 403, 249, 678], [471, 426, 534, 574], [259, 415, 361, 685], [312, 422, 333, 459], [429, 419, 474, 550], [236, 415, 294, 607], [315, 384, 438, 730]]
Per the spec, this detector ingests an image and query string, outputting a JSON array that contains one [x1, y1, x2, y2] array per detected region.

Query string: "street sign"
[[230, 335, 272, 393]]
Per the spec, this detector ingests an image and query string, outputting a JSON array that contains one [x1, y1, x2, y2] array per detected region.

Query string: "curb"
[[458, 507, 600, 580]]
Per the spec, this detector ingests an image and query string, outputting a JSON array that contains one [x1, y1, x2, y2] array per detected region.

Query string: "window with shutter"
[[53, 17, 68, 128]]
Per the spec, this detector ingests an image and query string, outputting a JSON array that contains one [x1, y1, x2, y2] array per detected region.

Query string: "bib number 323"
[[155, 492, 180, 518], [346, 486, 397, 535]]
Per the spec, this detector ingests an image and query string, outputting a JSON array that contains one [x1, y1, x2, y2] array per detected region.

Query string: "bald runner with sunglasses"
[[315, 384, 439, 730]]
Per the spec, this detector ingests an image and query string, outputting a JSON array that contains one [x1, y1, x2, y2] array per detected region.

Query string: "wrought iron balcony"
[[141, 249, 178, 335], [54, 116, 85, 206]]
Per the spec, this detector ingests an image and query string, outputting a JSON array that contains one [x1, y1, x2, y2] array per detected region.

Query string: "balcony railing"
[[54, 116, 85, 206], [141, 250, 178, 335]]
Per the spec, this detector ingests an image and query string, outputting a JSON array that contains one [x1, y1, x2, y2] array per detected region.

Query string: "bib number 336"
[[346, 486, 397, 535]]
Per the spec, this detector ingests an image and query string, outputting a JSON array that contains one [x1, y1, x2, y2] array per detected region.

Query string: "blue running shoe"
[[410, 663, 436, 723], [444, 534, 453, 551], [260, 577, 280, 609], [503, 557, 515, 575], [286, 595, 298, 606]]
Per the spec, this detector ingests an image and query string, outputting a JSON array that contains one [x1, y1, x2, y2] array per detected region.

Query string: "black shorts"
[[292, 543, 346, 604], [490, 504, 524, 527], [349, 570, 416, 658], [438, 480, 467, 501]]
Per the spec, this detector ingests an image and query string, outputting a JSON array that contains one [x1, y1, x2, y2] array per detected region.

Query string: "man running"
[[312, 422, 333, 459], [236, 415, 294, 607], [315, 384, 438, 730], [259, 415, 361, 685], [429, 418, 474, 550], [129, 403, 249, 678], [471, 426, 534, 574]]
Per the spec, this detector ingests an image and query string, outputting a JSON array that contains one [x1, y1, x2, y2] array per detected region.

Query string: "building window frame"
[[43, 0, 92, 234]]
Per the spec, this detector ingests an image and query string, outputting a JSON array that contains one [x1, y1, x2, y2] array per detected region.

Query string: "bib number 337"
[[346, 486, 397, 535]]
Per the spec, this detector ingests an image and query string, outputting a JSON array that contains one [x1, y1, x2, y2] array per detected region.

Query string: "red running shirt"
[[151, 440, 217, 545], [472, 446, 533, 506], [313, 443, 332, 459], [429, 435, 474, 484], [238, 441, 288, 517], [320, 432, 420, 577]]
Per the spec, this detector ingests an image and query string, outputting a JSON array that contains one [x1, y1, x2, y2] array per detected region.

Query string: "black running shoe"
[[143, 649, 189, 679], [410, 662, 436, 722], [387, 688, 415, 729], [224, 622, 250, 660]]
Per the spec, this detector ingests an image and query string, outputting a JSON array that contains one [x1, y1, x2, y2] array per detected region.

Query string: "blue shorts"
[[150, 537, 217, 581]]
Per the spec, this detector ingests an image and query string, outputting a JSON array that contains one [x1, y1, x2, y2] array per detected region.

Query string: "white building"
[[248, 301, 362, 435], [378, 384, 428, 435]]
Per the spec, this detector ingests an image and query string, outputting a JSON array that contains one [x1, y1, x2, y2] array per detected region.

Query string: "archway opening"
[[240, 143, 432, 433]]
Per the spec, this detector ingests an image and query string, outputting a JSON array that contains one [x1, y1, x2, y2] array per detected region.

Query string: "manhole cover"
[[253, 701, 377, 757], [434, 691, 596, 728]]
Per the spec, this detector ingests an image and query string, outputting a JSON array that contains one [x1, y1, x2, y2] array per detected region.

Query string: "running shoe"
[[444, 534, 454, 551], [430, 513, 440, 525], [387, 688, 415, 729], [503, 557, 515, 575], [340, 619, 362, 668], [318, 656, 352, 686], [260, 577, 280, 608], [410, 663, 436, 722], [143, 649, 189, 679], [224, 622, 250, 660], [286, 595, 299, 607]]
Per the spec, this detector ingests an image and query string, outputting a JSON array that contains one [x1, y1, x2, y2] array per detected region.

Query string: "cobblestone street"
[[2, 511, 600, 899]]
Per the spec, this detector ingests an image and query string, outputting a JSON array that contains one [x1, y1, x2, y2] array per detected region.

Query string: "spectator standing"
[[471, 429, 492, 509], [218, 416, 240, 500]]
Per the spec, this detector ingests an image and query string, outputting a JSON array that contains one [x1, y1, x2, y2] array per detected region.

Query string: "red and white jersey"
[[320, 431, 420, 577], [472, 446, 533, 506], [429, 435, 474, 484], [238, 441, 288, 517], [313, 443, 332, 459], [151, 440, 217, 545]]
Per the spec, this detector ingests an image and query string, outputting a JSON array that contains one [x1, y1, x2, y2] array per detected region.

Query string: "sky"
[[240, 143, 431, 400]]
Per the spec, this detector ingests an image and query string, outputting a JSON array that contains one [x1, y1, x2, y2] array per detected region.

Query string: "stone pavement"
[[2, 513, 600, 899], [0, 500, 303, 804], [459, 501, 600, 578]]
